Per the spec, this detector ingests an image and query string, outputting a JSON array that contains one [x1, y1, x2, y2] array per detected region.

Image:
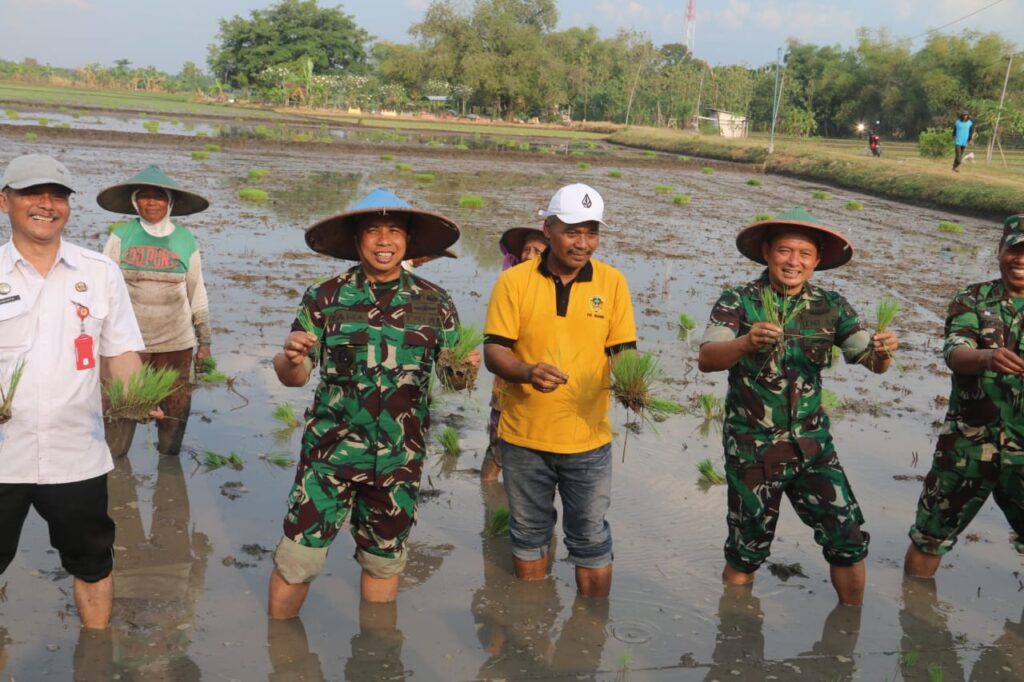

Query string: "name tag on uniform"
[[0, 295, 20, 306], [75, 334, 95, 370]]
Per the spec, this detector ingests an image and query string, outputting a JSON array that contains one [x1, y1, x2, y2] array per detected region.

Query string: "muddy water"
[[0, 127, 1021, 681]]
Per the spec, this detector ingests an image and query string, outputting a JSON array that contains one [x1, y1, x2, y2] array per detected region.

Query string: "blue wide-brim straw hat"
[[96, 165, 209, 216], [735, 208, 854, 271], [305, 187, 460, 261]]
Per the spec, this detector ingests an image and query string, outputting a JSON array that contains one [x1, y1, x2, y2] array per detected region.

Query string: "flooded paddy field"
[[0, 122, 1020, 681]]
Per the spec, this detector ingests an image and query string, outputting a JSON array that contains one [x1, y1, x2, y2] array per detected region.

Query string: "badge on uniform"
[[73, 303, 95, 370]]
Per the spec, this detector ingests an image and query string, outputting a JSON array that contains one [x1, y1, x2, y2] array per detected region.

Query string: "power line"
[[907, 0, 1006, 41]]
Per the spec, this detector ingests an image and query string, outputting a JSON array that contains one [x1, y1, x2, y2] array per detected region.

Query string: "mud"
[[0, 114, 1021, 680]]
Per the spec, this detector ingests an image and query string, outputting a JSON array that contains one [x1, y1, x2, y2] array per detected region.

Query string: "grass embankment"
[[610, 126, 1024, 217]]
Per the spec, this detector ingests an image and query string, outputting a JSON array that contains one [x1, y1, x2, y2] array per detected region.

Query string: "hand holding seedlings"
[[283, 330, 317, 365], [195, 345, 211, 367], [987, 347, 1024, 374], [529, 362, 568, 393], [870, 331, 900, 356], [745, 321, 782, 352]]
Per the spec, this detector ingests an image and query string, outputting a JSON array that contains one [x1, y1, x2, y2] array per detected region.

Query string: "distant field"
[[289, 110, 609, 140]]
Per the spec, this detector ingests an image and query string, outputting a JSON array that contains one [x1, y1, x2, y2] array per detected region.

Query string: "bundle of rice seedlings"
[[454, 143, 470, 150], [272, 403, 301, 428], [260, 452, 296, 469], [576, 161, 591, 170], [24, 132, 37, 142], [696, 393, 724, 420], [756, 287, 809, 370], [610, 351, 661, 414], [238, 187, 268, 201], [459, 194, 485, 209], [678, 155, 690, 161], [294, 306, 321, 361], [747, 178, 763, 186], [673, 194, 692, 205], [5, 110, 19, 119], [821, 389, 843, 414], [438, 323, 484, 390], [754, 212, 774, 221], [436, 426, 460, 456], [484, 506, 511, 536], [379, 153, 395, 161], [642, 150, 657, 158], [871, 295, 904, 375], [697, 458, 727, 485], [395, 162, 412, 171], [197, 356, 228, 384], [701, 166, 714, 174], [247, 168, 271, 181], [938, 221, 963, 233], [813, 190, 832, 200], [655, 184, 673, 195], [204, 450, 244, 470], [203, 143, 221, 152], [845, 200, 864, 210], [414, 173, 435, 183], [608, 170, 624, 178], [142, 120, 159, 133], [0, 358, 27, 424], [104, 364, 179, 422], [678, 312, 696, 333], [648, 398, 685, 416], [36, 117, 49, 126], [191, 150, 209, 160]]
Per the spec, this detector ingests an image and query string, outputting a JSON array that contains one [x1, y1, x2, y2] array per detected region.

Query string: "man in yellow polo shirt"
[[483, 183, 637, 597]]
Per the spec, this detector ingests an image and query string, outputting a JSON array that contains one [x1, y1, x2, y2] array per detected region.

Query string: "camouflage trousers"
[[282, 462, 420, 560], [909, 447, 1024, 556], [725, 444, 869, 572]]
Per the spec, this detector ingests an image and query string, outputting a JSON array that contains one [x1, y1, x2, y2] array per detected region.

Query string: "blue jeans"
[[500, 440, 612, 568]]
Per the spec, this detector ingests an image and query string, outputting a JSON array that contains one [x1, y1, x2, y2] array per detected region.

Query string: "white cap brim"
[[537, 208, 607, 228]]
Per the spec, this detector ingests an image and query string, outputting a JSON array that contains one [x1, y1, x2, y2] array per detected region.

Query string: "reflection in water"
[[266, 171, 364, 223], [75, 456, 209, 681], [345, 601, 406, 682], [267, 617, 325, 682], [705, 585, 861, 681], [472, 481, 608, 679], [899, 578, 967, 682], [970, 608, 1024, 681], [0, 626, 9, 673]]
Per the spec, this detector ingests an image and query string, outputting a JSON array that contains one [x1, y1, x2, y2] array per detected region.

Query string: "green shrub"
[[459, 194, 485, 209], [747, 178, 762, 186], [655, 184, 673, 195], [191, 150, 209, 160], [238, 187, 269, 201], [813, 190, 831, 200], [938, 220, 963, 233], [701, 166, 714, 174], [918, 128, 951, 159], [672, 194, 691, 205], [608, 170, 623, 178], [414, 173, 435, 182], [845, 200, 864, 210], [247, 168, 271, 181]]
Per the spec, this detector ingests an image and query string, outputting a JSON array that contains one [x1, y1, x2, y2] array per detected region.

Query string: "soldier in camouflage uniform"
[[267, 188, 480, 617], [905, 214, 1024, 578], [699, 208, 899, 606]]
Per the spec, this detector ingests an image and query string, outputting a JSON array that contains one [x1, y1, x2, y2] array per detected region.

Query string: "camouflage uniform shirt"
[[701, 272, 872, 463], [939, 278, 1024, 465], [293, 265, 459, 488]]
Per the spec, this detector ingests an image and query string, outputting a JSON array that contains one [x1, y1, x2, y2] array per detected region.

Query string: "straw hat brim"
[[736, 218, 853, 271], [305, 207, 460, 261], [500, 227, 547, 257], [96, 182, 209, 217]]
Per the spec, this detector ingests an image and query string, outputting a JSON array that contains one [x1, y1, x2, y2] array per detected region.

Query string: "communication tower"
[[685, 0, 696, 55]]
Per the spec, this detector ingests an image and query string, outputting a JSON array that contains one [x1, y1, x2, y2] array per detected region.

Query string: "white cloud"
[[403, 0, 429, 10], [719, 0, 753, 31], [3, 0, 93, 8]]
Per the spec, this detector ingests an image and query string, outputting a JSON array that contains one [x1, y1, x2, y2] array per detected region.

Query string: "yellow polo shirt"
[[484, 254, 637, 453]]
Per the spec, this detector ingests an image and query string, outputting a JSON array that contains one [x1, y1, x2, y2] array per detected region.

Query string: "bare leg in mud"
[[830, 561, 865, 606], [75, 575, 113, 629], [268, 569, 310, 620], [722, 563, 755, 585], [903, 544, 942, 578]]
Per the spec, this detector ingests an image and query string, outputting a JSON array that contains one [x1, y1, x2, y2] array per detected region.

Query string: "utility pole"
[[769, 47, 782, 154], [987, 52, 1014, 164]]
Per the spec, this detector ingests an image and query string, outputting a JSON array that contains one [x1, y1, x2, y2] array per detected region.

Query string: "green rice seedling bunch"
[[697, 457, 727, 485], [170, 118, 180, 125], [678, 312, 696, 333], [294, 306, 322, 364], [204, 450, 244, 470], [757, 287, 809, 370], [195, 131, 209, 137], [813, 190, 831, 200], [260, 452, 296, 469], [701, 166, 714, 174], [610, 351, 663, 415], [436, 426, 460, 456], [24, 132, 37, 142], [871, 294, 904, 375], [938, 221, 963, 233], [821, 389, 843, 414], [536, 145, 552, 153], [414, 173, 435, 183], [643, 150, 657, 158], [655, 184, 673, 195], [608, 170, 623, 178], [247, 168, 271, 182], [142, 120, 160, 133], [518, 142, 531, 151], [484, 506, 511, 536], [191, 150, 209, 160], [0, 358, 27, 424], [454, 143, 469, 150], [697, 393, 724, 420], [673, 194, 691, 206], [272, 403, 301, 428], [104, 364, 179, 422], [577, 162, 591, 170], [648, 398, 684, 416], [754, 212, 773, 221], [203, 143, 221, 152], [36, 117, 48, 126], [238, 187, 268, 201], [747, 178, 763, 186], [845, 200, 864, 210], [380, 154, 394, 161], [678, 155, 690, 161], [570, 150, 585, 157], [439, 323, 484, 390], [459, 194, 485, 209], [197, 356, 228, 384], [395, 162, 412, 171], [5, 110, 19, 120]]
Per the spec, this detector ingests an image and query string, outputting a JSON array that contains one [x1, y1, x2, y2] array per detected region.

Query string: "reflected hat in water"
[[1002, 214, 1024, 247], [735, 208, 854, 271], [97, 165, 209, 216], [305, 187, 460, 261], [2, 154, 76, 193], [500, 226, 548, 257]]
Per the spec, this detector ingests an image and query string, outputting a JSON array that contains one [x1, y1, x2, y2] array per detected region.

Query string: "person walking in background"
[[952, 111, 974, 173]]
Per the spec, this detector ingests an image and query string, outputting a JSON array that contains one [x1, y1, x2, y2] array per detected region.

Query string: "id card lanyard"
[[72, 302, 95, 370]]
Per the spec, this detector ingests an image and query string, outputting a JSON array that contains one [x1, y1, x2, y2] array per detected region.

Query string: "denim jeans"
[[500, 440, 612, 568]]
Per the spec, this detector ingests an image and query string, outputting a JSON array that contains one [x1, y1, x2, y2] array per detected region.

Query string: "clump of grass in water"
[[459, 194, 485, 209], [697, 458, 727, 485], [439, 323, 484, 390], [380, 154, 393, 161], [617, 646, 634, 679], [755, 212, 773, 221], [678, 312, 696, 334], [395, 162, 412, 171], [673, 194, 691, 206], [142, 120, 159, 133], [5, 110, 19, 120], [204, 450, 244, 470], [813, 190, 832, 200], [203, 143, 221, 152], [655, 184, 673, 195], [436, 426, 460, 456], [260, 452, 295, 469], [608, 170, 623, 178], [938, 221, 963, 233], [845, 200, 864, 210], [414, 172, 435, 183], [747, 178, 763, 186], [238, 187, 268, 201], [0, 358, 27, 425], [927, 663, 945, 682], [104, 364, 179, 422], [484, 506, 510, 536], [197, 356, 229, 384], [272, 403, 301, 428], [24, 132, 37, 142], [701, 166, 714, 174], [247, 168, 271, 182], [191, 150, 209, 160], [36, 117, 48, 126]]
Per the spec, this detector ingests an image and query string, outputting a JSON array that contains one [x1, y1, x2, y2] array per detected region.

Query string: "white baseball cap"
[[1, 154, 76, 193], [538, 183, 607, 227]]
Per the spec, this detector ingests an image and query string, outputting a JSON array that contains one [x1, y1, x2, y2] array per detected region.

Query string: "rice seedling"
[[610, 351, 682, 446], [191, 150, 209, 160], [0, 358, 27, 425], [927, 663, 945, 682], [608, 170, 624, 178], [873, 294, 905, 375], [247, 168, 271, 181], [577, 162, 591, 170], [380, 154, 393, 161], [57, 123, 70, 129], [696, 393, 724, 420], [616, 646, 634, 680], [755, 287, 810, 373], [24, 132, 37, 141], [813, 190, 832, 200], [72, 112, 81, 119], [655, 184, 673, 195], [439, 323, 484, 390], [454, 143, 469, 150], [238, 187, 268, 201], [701, 166, 714, 174], [170, 118, 180, 125], [484, 506, 511, 536], [747, 178, 763, 186], [195, 131, 208, 137], [459, 194, 485, 209], [643, 150, 657, 158], [570, 150, 585, 157], [5, 110, 19, 119], [272, 403, 301, 428], [845, 200, 864, 210], [536, 145, 552, 153], [104, 364, 179, 422], [900, 651, 921, 667], [678, 312, 696, 333], [196, 356, 229, 384], [414, 173, 435, 183], [203, 143, 221, 152], [395, 162, 412, 171], [672, 194, 691, 205], [754, 212, 774, 221], [260, 452, 296, 469], [648, 398, 685, 416], [36, 117, 48, 126], [821, 389, 843, 414], [204, 450, 244, 470], [142, 120, 160, 133], [938, 221, 963, 233], [518, 142, 531, 151], [697, 458, 727, 485], [293, 132, 313, 143], [678, 155, 690, 161], [436, 426, 460, 456]]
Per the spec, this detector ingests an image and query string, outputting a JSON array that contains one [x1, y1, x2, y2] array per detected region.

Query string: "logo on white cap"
[[582, 194, 592, 208]]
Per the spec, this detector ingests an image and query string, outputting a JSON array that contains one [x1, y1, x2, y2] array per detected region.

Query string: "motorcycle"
[[868, 132, 881, 157]]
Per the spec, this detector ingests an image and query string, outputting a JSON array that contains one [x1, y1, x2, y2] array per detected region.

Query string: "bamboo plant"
[[104, 364, 178, 422], [0, 358, 27, 424]]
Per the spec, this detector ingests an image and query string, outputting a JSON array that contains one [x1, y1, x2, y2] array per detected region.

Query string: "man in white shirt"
[[0, 154, 151, 629]]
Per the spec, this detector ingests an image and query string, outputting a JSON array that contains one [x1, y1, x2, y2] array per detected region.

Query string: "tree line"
[[3, 0, 1022, 141]]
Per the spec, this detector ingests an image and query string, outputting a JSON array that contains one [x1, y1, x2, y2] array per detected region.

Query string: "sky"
[[0, 0, 1020, 74]]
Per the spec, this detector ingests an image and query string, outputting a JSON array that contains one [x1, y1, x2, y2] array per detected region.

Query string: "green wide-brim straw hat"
[[305, 187, 460, 261], [97, 165, 209, 216], [735, 208, 854, 271]]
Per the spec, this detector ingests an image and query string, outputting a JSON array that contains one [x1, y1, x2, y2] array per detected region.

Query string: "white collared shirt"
[[0, 239, 144, 484]]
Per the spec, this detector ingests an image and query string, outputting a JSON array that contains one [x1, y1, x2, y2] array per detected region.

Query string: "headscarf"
[[131, 188, 175, 238]]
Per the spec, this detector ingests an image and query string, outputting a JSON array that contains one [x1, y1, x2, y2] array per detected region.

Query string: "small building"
[[707, 109, 748, 138]]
